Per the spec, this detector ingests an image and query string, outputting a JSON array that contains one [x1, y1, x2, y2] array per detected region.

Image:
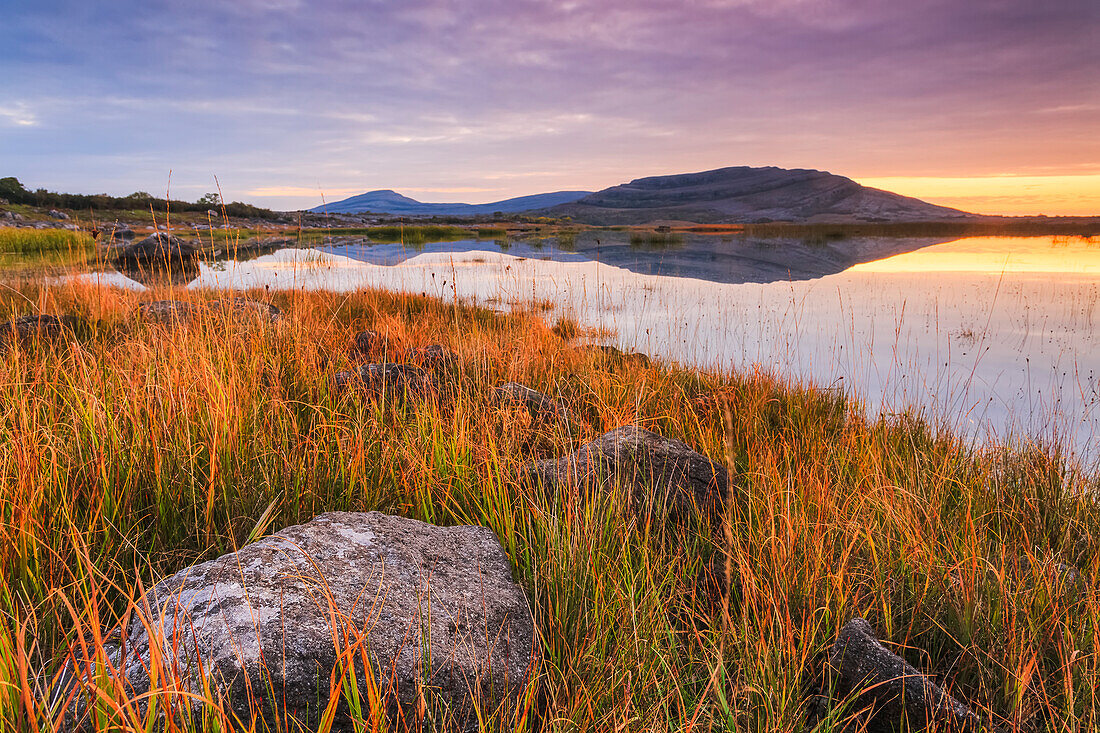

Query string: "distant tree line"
[[0, 177, 278, 219]]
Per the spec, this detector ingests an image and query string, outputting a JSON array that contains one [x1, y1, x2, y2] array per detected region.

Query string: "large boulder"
[[825, 618, 982, 732], [527, 425, 728, 516], [332, 362, 436, 400], [55, 512, 538, 731], [113, 232, 198, 269]]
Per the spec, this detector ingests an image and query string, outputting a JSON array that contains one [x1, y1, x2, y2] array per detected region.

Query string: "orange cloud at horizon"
[[856, 175, 1100, 217]]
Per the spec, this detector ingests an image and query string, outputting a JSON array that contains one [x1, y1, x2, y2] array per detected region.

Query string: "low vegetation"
[[0, 228, 97, 270], [0, 280, 1097, 732]]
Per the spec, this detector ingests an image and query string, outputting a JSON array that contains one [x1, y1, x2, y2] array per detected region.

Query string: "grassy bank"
[[0, 229, 96, 270], [0, 282, 1097, 732]]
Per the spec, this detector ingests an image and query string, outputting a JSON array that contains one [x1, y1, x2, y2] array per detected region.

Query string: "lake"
[[73, 232, 1099, 465]]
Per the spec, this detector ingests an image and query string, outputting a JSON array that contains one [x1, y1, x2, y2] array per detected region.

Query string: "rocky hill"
[[547, 166, 974, 224], [311, 189, 591, 216]]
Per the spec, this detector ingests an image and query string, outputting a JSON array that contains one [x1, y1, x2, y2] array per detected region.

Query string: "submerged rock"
[[527, 425, 728, 516], [332, 362, 436, 399], [54, 511, 538, 731], [825, 618, 982, 733]]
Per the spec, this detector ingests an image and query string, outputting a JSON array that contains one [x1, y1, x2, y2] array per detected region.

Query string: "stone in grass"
[[0, 314, 86, 351], [138, 299, 281, 327], [137, 300, 208, 326], [349, 330, 397, 361], [332, 362, 436, 400], [575, 343, 651, 368], [402, 344, 460, 373], [527, 425, 729, 517], [215, 297, 282, 323], [53, 511, 539, 733], [826, 618, 983, 733], [493, 382, 576, 432]]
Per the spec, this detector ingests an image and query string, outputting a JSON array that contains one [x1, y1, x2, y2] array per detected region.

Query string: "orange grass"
[[0, 281, 1097, 731]]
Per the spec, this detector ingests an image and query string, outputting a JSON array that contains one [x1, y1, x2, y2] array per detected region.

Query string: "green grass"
[[0, 228, 97, 270], [0, 283, 1097, 732]]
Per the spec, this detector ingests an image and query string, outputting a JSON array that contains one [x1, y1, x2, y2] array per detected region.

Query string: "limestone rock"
[[0, 314, 85, 351], [528, 425, 728, 516], [576, 343, 650, 368], [138, 300, 207, 326], [826, 618, 982, 732], [332, 362, 436, 400], [350, 330, 395, 361], [114, 233, 198, 269], [403, 344, 460, 373], [217, 297, 281, 323], [493, 382, 575, 431], [56, 512, 538, 731]]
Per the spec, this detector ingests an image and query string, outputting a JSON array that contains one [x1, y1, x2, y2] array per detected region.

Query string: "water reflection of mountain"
[[321, 234, 953, 285]]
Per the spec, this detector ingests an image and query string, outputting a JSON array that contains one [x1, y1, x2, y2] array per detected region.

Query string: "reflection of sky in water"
[[71, 236, 1099, 464]]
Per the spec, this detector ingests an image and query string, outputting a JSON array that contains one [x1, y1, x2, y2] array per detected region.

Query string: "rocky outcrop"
[[527, 425, 728, 516], [493, 382, 575, 431], [0, 315, 86, 352], [332, 362, 436, 400], [54, 512, 538, 732], [824, 618, 982, 732]]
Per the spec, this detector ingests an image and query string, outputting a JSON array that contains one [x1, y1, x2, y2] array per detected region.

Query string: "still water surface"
[[76, 234, 1099, 463]]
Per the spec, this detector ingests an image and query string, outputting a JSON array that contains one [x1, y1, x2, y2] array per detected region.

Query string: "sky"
[[1, 0, 1098, 215]]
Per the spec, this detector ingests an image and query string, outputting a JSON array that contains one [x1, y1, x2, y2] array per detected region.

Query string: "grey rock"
[[56, 512, 538, 731], [333, 362, 436, 400], [576, 343, 651, 368], [48, 209, 71, 220], [1, 211, 13, 221], [95, 223, 136, 241], [217, 298, 281, 323], [138, 300, 207, 326], [403, 344, 460, 373], [350, 330, 395, 361], [528, 425, 728, 516], [826, 618, 982, 732], [493, 382, 575, 431], [0, 314, 85, 351], [114, 232, 198, 269]]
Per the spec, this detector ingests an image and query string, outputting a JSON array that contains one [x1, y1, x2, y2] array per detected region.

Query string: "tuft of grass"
[[0, 282, 1096, 732]]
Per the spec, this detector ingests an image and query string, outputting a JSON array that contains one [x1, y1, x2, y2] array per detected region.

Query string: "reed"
[[0, 282, 1096, 732]]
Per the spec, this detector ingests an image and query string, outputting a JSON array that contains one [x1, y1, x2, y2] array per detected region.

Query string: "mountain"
[[546, 166, 975, 224], [310, 189, 591, 216]]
